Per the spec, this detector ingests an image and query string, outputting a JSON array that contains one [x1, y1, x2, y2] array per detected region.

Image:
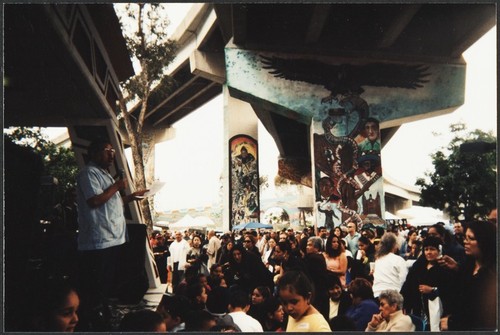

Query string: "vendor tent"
[[154, 221, 169, 227], [396, 206, 448, 227], [384, 211, 401, 220], [193, 216, 216, 228], [168, 214, 196, 230]]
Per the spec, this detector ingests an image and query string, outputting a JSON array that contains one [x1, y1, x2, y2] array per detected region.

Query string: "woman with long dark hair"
[[440, 220, 497, 331], [323, 234, 348, 287], [224, 243, 273, 294]]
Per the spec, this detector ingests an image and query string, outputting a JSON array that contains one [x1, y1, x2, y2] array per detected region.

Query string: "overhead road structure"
[[134, 3, 495, 183]]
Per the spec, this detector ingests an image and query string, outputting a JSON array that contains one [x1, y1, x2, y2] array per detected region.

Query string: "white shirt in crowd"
[[228, 311, 263, 332], [256, 235, 266, 255], [207, 234, 221, 269], [372, 252, 408, 297], [168, 238, 190, 271]]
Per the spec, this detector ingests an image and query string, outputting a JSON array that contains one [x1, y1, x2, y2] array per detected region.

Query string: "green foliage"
[[5, 127, 78, 201], [117, 3, 178, 103], [416, 122, 496, 221], [114, 3, 179, 228]]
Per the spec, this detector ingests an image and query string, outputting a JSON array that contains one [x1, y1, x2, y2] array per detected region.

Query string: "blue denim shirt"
[[76, 161, 126, 250]]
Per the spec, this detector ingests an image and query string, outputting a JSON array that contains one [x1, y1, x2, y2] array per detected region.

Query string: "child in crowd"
[[27, 276, 80, 332], [277, 270, 331, 332], [119, 310, 166, 332]]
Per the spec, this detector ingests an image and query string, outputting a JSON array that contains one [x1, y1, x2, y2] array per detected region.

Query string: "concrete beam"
[[226, 47, 466, 127], [305, 4, 331, 44], [232, 4, 248, 45], [189, 50, 226, 84], [146, 74, 198, 118], [377, 5, 421, 49], [166, 6, 218, 76], [153, 81, 218, 126]]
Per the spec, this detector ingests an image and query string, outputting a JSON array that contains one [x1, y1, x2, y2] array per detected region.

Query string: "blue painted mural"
[[225, 48, 465, 125]]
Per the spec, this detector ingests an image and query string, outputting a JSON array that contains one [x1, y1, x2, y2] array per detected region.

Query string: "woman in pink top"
[[323, 234, 348, 287]]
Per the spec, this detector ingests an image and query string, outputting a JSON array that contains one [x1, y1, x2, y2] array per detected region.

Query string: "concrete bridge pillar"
[[222, 85, 260, 231]]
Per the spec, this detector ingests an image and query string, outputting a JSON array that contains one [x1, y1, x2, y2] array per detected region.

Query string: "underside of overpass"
[[5, 4, 495, 147], [145, 3, 496, 185]]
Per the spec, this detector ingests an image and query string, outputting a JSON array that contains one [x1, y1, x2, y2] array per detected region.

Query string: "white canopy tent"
[[154, 221, 170, 227], [384, 211, 401, 220], [165, 215, 218, 231], [193, 216, 216, 228], [168, 214, 197, 230], [396, 206, 448, 227]]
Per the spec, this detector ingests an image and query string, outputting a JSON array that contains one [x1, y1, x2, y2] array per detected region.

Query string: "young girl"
[[278, 270, 331, 332], [248, 286, 272, 320], [27, 276, 80, 332], [259, 296, 285, 331]]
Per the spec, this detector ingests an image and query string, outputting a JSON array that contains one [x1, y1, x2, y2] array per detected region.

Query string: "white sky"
[[381, 27, 496, 187], [41, 8, 496, 212]]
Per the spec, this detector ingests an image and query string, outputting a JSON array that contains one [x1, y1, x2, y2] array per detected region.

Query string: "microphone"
[[118, 169, 125, 180]]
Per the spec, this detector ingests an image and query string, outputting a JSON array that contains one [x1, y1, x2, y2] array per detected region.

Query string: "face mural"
[[229, 135, 259, 227]]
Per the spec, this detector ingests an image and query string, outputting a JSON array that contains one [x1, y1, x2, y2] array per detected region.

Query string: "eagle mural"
[[260, 55, 430, 103]]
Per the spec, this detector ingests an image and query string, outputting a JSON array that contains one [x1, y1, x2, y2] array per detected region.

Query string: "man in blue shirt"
[[76, 139, 147, 330]]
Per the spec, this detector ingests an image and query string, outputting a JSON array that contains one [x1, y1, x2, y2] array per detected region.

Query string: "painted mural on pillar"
[[260, 56, 430, 230], [229, 135, 259, 228], [313, 107, 383, 230]]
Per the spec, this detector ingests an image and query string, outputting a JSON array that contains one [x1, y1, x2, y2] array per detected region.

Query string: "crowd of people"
[[24, 218, 497, 333], [147, 219, 496, 332], [18, 140, 497, 333]]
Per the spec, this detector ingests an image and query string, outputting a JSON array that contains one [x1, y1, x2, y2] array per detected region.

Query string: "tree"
[[115, 3, 177, 230], [416, 122, 496, 221], [4, 127, 78, 202]]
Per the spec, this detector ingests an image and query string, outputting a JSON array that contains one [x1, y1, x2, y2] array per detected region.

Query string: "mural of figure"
[[230, 136, 259, 227], [259, 54, 431, 233], [358, 117, 381, 154], [317, 202, 340, 230], [318, 176, 340, 202], [353, 153, 382, 192], [235, 146, 255, 176]]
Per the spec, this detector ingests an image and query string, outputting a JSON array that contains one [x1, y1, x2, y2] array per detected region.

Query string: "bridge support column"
[[222, 85, 260, 231]]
